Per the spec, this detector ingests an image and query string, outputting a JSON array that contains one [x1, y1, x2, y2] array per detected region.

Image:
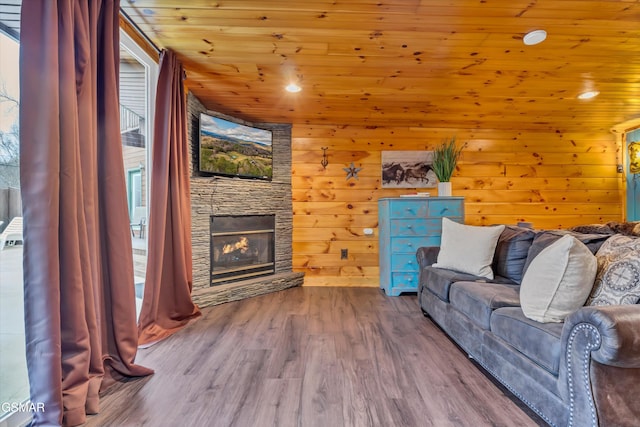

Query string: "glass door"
[[120, 29, 157, 318], [0, 25, 30, 426], [626, 129, 640, 221]]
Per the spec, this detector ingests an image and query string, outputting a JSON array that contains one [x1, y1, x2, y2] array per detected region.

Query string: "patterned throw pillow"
[[586, 234, 640, 306]]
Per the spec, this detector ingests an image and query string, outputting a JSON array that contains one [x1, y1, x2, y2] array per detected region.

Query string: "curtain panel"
[[20, 1, 152, 425], [137, 49, 201, 346]]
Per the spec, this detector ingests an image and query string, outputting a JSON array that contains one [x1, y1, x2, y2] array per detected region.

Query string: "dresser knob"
[[406, 224, 413, 229]]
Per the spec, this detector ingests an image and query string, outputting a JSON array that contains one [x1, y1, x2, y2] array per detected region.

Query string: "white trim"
[[120, 28, 157, 253]]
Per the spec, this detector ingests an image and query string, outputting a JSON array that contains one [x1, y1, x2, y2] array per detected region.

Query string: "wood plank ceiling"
[[127, 1, 638, 131]]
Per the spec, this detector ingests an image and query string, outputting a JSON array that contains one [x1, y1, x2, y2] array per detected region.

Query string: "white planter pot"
[[437, 181, 452, 197]]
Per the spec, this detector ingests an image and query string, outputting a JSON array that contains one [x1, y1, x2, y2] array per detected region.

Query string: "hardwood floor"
[[86, 287, 546, 427]]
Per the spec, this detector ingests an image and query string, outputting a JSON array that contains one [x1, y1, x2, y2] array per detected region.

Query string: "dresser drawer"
[[428, 199, 464, 217], [391, 236, 441, 253], [388, 200, 428, 219], [390, 218, 440, 236], [391, 253, 419, 272], [391, 272, 418, 290]]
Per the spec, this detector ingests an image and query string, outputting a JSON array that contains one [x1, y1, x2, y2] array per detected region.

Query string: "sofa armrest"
[[416, 246, 440, 269], [562, 304, 640, 368], [558, 305, 640, 426]]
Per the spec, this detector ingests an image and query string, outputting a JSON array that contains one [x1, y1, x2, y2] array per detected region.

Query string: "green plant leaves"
[[432, 137, 463, 182]]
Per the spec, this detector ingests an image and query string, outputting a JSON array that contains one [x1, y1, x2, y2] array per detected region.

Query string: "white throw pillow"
[[520, 234, 597, 323], [433, 218, 505, 279]]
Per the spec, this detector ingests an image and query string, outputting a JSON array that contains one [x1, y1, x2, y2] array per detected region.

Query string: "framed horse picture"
[[381, 151, 437, 188]]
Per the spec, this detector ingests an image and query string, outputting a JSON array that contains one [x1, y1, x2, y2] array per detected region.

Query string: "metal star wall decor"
[[343, 162, 361, 180]]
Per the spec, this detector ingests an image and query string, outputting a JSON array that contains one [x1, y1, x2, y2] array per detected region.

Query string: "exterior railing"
[[120, 104, 142, 133]]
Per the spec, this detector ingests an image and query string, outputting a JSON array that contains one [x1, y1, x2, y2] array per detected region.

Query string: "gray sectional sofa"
[[416, 225, 640, 427]]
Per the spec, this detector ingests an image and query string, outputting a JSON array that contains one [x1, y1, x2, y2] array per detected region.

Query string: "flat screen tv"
[[199, 113, 273, 180]]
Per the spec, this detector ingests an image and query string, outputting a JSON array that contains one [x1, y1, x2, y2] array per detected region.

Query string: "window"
[[0, 27, 30, 426], [119, 29, 157, 318], [128, 168, 143, 215]]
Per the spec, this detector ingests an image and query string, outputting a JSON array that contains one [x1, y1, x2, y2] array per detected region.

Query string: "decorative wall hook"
[[321, 147, 329, 169]]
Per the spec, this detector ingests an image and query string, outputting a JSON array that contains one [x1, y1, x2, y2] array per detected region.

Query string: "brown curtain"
[[137, 49, 201, 346], [20, 1, 153, 426]]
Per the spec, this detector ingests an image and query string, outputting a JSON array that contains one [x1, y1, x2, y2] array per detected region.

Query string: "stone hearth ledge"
[[191, 272, 305, 308]]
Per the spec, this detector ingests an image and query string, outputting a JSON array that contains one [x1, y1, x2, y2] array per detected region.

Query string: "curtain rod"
[[119, 8, 161, 54]]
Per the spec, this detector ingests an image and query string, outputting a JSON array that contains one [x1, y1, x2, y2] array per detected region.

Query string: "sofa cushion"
[[520, 235, 597, 323], [587, 234, 640, 306], [422, 266, 482, 302], [449, 282, 520, 330], [490, 307, 564, 375], [433, 218, 505, 279], [492, 225, 537, 284]]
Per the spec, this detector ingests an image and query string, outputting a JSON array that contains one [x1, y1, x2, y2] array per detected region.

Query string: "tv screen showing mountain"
[[199, 113, 273, 180]]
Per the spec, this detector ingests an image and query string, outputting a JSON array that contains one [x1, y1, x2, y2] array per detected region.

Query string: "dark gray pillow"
[[492, 225, 537, 284]]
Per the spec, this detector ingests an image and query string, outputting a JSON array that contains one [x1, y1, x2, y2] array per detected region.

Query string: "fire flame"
[[222, 237, 249, 254]]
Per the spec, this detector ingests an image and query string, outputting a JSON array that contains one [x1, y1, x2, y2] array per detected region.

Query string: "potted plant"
[[432, 137, 463, 196]]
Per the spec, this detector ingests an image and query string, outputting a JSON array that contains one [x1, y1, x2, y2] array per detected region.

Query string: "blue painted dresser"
[[379, 197, 464, 296]]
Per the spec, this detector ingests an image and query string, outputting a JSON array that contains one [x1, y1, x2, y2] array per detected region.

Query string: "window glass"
[[120, 30, 157, 319], [0, 29, 29, 423]]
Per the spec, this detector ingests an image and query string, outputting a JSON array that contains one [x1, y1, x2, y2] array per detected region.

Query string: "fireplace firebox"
[[210, 215, 275, 286]]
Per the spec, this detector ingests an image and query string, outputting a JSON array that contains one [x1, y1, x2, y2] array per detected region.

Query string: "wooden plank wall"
[[292, 124, 624, 287]]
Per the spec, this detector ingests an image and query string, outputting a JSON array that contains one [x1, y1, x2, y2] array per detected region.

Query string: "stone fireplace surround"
[[187, 93, 304, 307]]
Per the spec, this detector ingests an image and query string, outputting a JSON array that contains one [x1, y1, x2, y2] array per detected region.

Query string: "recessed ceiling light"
[[523, 30, 547, 46], [285, 83, 301, 93], [577, 90, 600, 100]]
